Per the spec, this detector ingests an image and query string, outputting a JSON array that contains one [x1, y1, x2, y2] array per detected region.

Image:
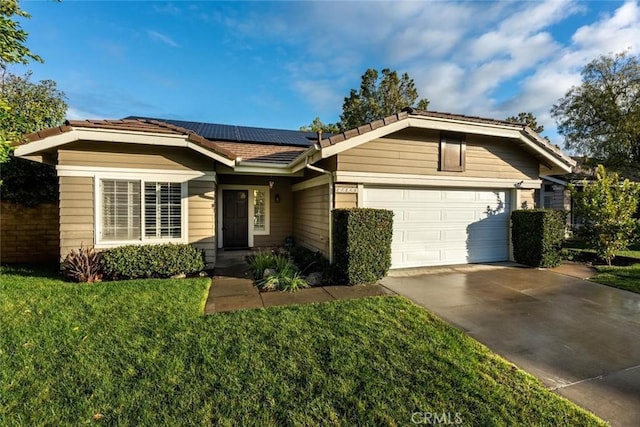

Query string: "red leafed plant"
[[61, 246, 103, 283]]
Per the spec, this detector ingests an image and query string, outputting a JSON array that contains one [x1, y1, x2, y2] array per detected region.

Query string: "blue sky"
[[14, 0, 640, 145]]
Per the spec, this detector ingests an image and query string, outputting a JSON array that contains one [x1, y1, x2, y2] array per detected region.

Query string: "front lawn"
[[564, 240, 640, 261], [0, 266, 604, 426], [591, 264, 640, 294]]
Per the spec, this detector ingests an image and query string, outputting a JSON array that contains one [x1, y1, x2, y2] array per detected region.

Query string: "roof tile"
[[343, 128, 359, 139], [383, 115, 398, 125], [328, 133, 346, 145], [370, 119, 385, 130], [357, 124, 372, 134]]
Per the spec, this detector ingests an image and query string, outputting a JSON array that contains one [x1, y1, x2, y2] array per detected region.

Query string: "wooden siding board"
[[188, 180, 216, 267], [337, 132, 539, 180], [292, 185, 329, 256], [58, 142, 213, 171], [59, 176, 94, 260]]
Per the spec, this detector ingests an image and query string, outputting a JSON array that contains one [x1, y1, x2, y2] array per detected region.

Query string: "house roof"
[[17, 109, 576, 174], [124, 116, 320, 147], [310, 108, 575, 174], [214, 141, 306, 164], [547, 157, 640, 183]]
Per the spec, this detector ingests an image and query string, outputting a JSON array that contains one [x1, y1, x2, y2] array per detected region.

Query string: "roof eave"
[[14, 126, 236, 167]]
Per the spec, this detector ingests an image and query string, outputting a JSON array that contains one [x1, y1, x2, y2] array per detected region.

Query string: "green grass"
[[591, 263, 640, 294], [564, 241, 640, 260], [0, 266, 605, 426]]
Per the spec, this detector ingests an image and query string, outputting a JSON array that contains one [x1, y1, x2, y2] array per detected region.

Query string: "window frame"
[[439, 132, 466, 172], [95, 175, 188, 248], [252, 188, 268, 233]]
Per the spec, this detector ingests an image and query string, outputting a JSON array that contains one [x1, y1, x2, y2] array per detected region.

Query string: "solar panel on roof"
[[124, 116, 321, 147]]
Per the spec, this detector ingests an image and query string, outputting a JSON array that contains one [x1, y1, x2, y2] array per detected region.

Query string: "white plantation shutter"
[[101, 180, 141, 240], [100, 179, 183, 242], [144, 182, 182, 238]]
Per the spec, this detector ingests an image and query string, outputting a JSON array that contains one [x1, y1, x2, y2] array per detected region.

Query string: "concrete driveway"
[[381, 264, 640, 427]]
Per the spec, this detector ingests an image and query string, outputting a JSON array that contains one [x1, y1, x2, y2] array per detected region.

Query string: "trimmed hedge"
[[100, 243, 204, 280], [333, 208, 393, 285], [512, 209, 567, 268], [0, 155, 58, 206]]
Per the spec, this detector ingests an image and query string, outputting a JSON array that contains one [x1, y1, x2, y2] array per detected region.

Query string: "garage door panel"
[[404, 229, 441, 242], [407, 190, 441, 202], [405, 209, 441, 222], [366, 188, 406, 202], [442, 191, 479, 202], [441, 229, 468, 241], [442, 210, 477, 222], [364, 187, 510, 268]]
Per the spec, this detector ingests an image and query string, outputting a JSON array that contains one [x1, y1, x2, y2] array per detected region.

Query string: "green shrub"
[[61, 246, 102, 283], [100, 243, 204, 280], [570, 165, 640, 265], [249, 251, 309, 292], [333, 208, 393, 285], [0, 155, 58, 206], [512, 209, 567, 268], [258, 267, 309, 292], [247, 250, 277, 281]]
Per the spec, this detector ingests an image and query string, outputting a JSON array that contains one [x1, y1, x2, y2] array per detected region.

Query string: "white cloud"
[[66, 106, 104, 120], [198, 0, 640, 142], [147, 30, 180, 48], [571, 0, 640, 59]]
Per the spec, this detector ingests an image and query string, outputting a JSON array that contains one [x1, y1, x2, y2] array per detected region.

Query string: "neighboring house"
[[14, 109, 574, 269], [540, 159, 640, 230], [538, 176, 571, 211]]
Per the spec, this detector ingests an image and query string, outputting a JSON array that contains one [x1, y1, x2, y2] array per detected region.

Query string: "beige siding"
[[255, 179, 293, 247], [59, 175, 94, 259], [337, 128, 539, 180], [58, 141, 214, 171], [188, 180, 216, 267], [335, 184, 358, 209], [293, 185, 329, 256]]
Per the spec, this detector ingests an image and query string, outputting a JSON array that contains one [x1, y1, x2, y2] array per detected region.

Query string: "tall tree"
[[505, 112, 544, 134], [299, 116, 340, 134], [339, 68, 429, 131], [1, 0, 48, 162], [0, 72, 67, 161], [551, 51, 640, 168], [0, 72, 67, 204], [0, 0, 43, 68]]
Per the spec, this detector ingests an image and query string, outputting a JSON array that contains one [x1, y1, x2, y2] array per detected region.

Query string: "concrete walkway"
[[380, 263, 640, 427], [204, 267, 393, 314]]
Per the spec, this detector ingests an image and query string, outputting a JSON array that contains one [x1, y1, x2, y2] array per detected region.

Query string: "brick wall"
[[0, 202, 59, 264]]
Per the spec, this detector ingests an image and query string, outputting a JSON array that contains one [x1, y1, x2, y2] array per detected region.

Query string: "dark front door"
[[223, 190, 248, 248]]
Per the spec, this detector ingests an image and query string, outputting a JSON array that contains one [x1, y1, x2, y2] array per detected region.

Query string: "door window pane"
[[253, 189, 265, 231]]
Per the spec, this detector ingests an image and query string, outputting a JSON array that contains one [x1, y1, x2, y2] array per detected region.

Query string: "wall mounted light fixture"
[[275, 193, 281, 203], [269, 180, 275, 189]]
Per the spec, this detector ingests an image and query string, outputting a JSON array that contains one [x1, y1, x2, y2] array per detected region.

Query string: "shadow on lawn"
[[0, 262, 61, 279]]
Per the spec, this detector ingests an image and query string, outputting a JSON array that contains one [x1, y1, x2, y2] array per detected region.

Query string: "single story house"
[[15, 108, 575, 269]]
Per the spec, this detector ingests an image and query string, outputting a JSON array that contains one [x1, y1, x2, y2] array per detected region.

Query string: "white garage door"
[[364, 187, 511, 268]]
